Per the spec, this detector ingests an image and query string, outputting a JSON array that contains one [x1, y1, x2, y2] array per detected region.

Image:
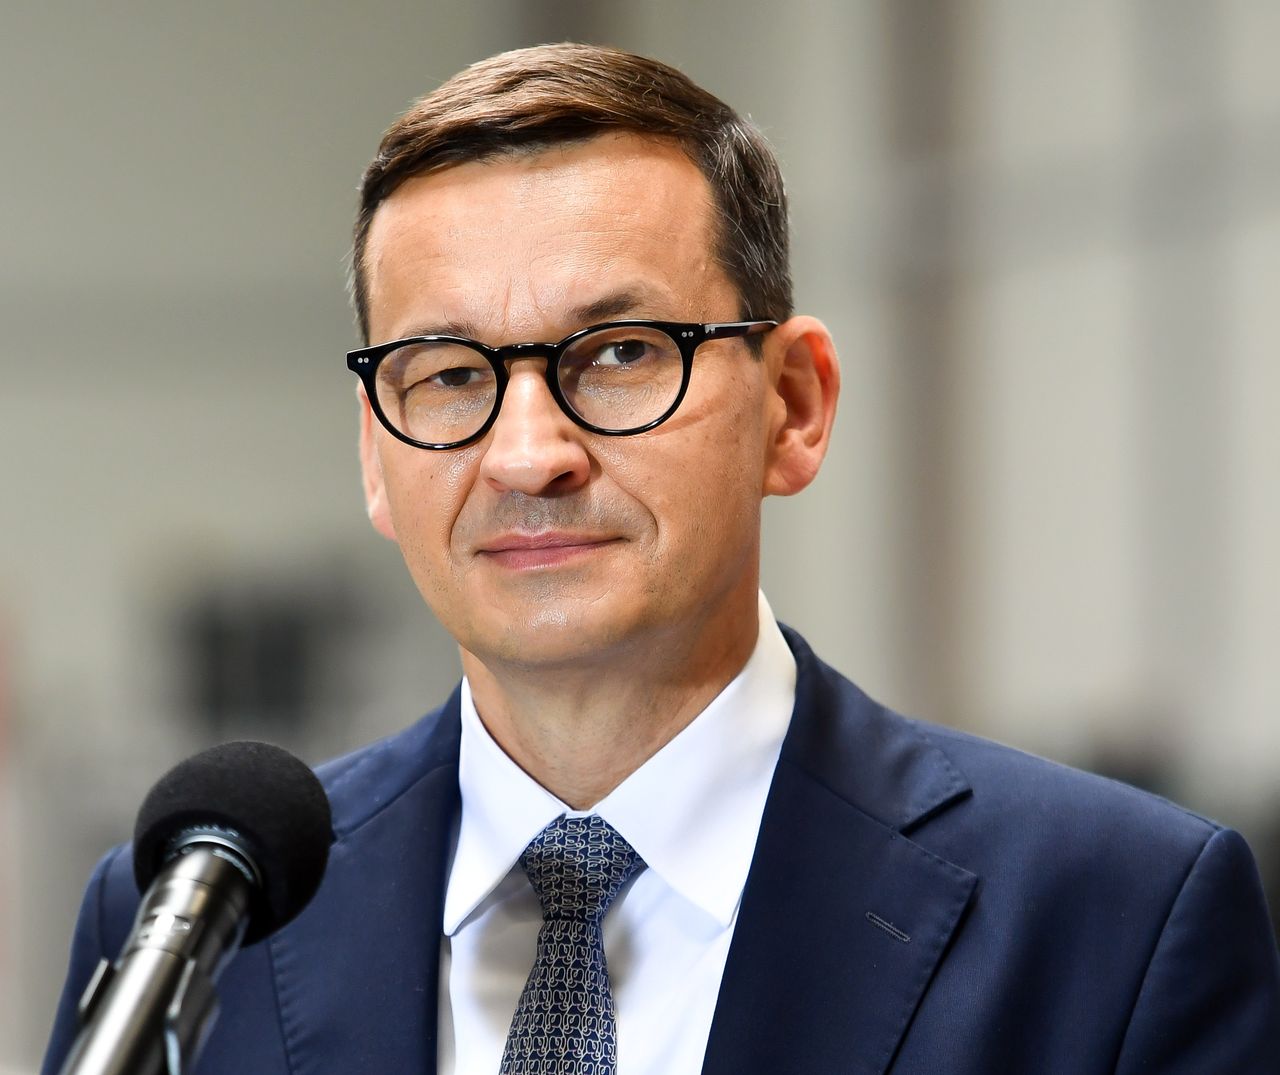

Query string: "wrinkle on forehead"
[[396, 282, 685, 345], [363, 134, 726, 346]]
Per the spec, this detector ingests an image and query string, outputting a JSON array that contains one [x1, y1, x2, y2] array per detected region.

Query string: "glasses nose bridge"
[[488, 340, 571, 430], [493, 340, 560, 367]]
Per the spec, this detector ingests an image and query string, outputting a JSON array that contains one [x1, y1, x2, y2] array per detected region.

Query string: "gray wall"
[[4, 2, 1278, 1068]]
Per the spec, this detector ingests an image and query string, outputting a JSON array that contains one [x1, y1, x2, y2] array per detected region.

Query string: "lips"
[[477, 531, 619, 568]]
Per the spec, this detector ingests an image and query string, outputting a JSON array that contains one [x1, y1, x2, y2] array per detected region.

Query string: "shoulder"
[[784, 628, 1280, 1056], [907, 711, 1280, 1066], [784, 624, 1224, 880], [923, 717, 1217, 845], [910, 716, 1232, 928], [84, 688, 463, 956], [316, 685, 462, 838]]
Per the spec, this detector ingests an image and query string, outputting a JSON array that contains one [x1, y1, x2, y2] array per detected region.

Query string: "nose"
[[478, 359, 592, 495]]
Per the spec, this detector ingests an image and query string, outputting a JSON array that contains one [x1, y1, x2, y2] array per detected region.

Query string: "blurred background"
[[2, 1, 1277, 1068]]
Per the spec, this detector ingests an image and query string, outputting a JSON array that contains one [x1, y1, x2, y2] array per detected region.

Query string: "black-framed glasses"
[[348, 319, 776, 450]]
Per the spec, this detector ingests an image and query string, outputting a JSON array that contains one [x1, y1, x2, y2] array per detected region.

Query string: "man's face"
[[359, 133, 786, 674]]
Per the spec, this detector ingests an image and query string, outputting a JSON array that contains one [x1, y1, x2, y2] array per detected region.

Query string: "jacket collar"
[[777, 626, 972, 835], [701, 626, 978, 1074]]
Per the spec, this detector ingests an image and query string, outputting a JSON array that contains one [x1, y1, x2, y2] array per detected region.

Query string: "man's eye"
[[426, 366, 484, 388], [593, 339, 655, 366]]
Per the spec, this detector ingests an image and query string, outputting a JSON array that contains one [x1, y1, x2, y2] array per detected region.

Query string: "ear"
[[762, 315, 840, 497], [357, 385, 398, 541]]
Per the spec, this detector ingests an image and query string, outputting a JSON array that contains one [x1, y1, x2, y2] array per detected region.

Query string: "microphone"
[[59, 741, 333, 1075]]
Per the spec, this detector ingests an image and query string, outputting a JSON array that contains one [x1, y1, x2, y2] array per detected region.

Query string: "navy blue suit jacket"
[[45, 629, 1280, 1073]]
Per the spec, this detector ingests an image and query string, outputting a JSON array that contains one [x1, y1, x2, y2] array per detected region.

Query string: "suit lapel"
[[702, 630, 978, 1075], [266, 696, 462, 1075]]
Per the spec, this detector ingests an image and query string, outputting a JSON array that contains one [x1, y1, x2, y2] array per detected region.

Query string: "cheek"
[[620, 409, 766, 561], [381, 447, 479, 574], [693, 399, 769, 539]]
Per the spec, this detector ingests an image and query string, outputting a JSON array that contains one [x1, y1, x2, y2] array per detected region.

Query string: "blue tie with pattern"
[[500, 814, 645, 1075]]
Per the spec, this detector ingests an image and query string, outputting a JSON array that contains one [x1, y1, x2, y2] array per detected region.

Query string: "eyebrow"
[[389, 285, 674, 344], [393, 314, 484, 341], [565, 286, 670, 326]]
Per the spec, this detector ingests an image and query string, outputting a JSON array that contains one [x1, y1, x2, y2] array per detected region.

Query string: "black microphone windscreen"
[[132, 740, 333, 944]]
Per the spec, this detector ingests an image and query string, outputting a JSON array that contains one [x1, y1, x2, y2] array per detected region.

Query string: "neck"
[[462, 603, 760, 810]]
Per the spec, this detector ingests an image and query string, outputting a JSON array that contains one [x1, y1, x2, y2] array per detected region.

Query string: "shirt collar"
[[442, 592, 797, 934]]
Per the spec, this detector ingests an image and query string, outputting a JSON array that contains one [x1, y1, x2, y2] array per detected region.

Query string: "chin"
[[460, 600, 652, 671]]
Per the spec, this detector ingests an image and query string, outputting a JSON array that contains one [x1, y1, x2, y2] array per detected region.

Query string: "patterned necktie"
[[500, 814, 645, 1075]]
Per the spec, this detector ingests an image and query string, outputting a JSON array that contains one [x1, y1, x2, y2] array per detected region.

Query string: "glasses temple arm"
[[704, 320, 777, 339]]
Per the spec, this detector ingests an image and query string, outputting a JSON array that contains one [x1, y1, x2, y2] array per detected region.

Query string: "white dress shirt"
[[437, 592, 797, 1075]]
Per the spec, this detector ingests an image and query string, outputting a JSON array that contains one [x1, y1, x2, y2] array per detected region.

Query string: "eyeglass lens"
[[372, 324, 686, 444]]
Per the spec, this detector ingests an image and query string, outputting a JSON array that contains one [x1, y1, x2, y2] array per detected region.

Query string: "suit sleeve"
[[1115, 826, 1280, 1074], [40, 846, 127, 1075]]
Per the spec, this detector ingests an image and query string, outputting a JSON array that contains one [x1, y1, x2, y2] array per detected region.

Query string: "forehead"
[[362, 133, 730, 343]]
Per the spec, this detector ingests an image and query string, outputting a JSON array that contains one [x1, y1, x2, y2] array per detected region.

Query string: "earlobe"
[[762, 316, 841, 497], [357, 386, 398, 542]]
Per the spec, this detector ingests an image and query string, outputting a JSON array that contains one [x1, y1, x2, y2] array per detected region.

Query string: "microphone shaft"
[[60, 849, 253, 1075]]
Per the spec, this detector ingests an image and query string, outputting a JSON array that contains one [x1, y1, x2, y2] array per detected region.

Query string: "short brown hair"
[[351, 43, 792, 344]]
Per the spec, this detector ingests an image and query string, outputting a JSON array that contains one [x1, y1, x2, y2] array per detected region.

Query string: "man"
[[45, 43, 1280, 1075]]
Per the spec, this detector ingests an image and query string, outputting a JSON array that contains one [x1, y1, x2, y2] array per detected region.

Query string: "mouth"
[[477, 532, 621, 569]]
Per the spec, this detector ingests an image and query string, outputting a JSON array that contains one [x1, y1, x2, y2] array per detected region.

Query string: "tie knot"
[[519, 815, 643, 923]]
